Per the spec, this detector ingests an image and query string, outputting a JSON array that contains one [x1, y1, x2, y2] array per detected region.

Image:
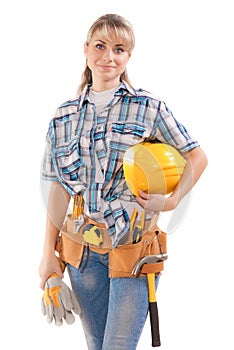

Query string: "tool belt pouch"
[[109, 227, 167, 278], [55, 224, 85, 269]]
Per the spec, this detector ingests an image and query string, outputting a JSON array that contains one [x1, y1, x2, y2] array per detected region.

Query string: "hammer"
[[132, 254, 168, 347]]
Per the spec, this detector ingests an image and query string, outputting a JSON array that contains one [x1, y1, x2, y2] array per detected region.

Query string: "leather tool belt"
[[56, 214, 167, 278]]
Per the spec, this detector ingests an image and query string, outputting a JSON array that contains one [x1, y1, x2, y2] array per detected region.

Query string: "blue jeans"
[[67, 247, 159, 350]]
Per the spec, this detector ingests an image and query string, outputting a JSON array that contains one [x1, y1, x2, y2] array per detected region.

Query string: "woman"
[[39, 14, 207, 350]]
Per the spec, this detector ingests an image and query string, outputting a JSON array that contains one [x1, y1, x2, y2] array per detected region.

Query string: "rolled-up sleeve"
[[41, 132, 58, 182], [154, 102, 200, 153]]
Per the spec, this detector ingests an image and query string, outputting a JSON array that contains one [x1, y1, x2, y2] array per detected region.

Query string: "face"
[[84, 30, 131, 90]]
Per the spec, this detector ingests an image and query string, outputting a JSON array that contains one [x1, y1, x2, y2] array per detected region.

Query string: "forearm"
[[43, 182, 71, 254], [43, 217, 61, 255], [166, 146, 208, 210], [39, 182, 70, 287]]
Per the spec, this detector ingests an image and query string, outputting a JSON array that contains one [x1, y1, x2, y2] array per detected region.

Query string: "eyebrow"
[[95, 39, 125, 47]]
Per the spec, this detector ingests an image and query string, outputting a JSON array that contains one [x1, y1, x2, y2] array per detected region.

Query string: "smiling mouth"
[[98, 65, 115, 69]]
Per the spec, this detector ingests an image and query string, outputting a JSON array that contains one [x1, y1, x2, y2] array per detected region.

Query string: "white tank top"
[[89, 85, 119, 114]]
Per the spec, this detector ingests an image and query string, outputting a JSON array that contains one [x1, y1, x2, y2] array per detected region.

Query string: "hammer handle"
[[149, 301, 161, 347], [147, 273, 161, 347]]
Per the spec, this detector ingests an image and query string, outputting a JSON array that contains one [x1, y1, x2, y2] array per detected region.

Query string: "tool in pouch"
[[72, 195, 104, 247], [130, 208, 145, 244], [72, 195, 84, 230]]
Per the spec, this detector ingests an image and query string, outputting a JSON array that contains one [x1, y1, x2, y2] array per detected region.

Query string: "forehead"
[[91, 29, 131, 49]]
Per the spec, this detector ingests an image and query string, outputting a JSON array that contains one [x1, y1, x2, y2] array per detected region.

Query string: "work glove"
[[41, 273, 81, 326]]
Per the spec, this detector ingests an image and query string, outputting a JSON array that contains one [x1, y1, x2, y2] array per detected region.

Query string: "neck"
[[91, 78, 121, 92]]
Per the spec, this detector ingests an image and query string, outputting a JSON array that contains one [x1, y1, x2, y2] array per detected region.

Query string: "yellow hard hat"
[[123, 142, 186, 196]]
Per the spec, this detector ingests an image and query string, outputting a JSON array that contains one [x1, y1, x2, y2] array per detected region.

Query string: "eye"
[[96, 44, 104, 50], [115, 47, 124, 53]]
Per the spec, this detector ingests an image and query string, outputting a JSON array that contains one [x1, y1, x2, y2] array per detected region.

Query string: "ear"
[[84, 42, 88, 57]]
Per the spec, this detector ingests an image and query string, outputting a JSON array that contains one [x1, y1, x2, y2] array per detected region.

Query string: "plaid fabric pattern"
[[42, 82, 199, 247]]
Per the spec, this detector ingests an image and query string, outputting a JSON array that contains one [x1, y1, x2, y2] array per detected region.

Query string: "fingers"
[[71, 291, 81, 315], [41, 298, 46, 315], [136, 191, 166, 212], [136, 196, 146, 208], [64, 310, 75, 325], [40, 271, 63, 290], [137, 189, 149, 199], [40, 277, 47, 290], [135, 190, 148, 208], [39, 254, 65, 290], [40, 273, 55, 290], [54, 267, 64, 279]]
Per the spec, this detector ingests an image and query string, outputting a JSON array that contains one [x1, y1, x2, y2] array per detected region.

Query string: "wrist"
[[42, 246, 56, 257], [43, 236, 58, 255], [163, 196, 177, 211]]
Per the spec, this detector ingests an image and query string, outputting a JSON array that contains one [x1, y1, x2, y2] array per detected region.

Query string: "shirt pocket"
[[54, 139, 87, 183], [109, 122, 148, 154]]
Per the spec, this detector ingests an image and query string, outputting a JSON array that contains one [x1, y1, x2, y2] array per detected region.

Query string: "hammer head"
[[132, 254, 168, 276]]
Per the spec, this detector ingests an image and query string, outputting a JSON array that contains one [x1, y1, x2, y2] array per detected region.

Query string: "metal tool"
[[132, 254, 168, 276]]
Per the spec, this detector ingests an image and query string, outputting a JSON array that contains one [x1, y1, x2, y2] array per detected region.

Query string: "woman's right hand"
[[39, 252, 64, 289]]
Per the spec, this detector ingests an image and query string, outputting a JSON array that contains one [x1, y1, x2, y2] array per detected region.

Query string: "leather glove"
[[41, 273, 81, 326]]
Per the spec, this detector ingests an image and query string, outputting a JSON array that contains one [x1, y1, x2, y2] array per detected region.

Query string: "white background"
[[1, 0, 233, 349]]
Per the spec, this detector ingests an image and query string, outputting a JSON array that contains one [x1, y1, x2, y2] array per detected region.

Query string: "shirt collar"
[[77, 81, 137, 110], [77, 85, 91, 110], [115, 81, 137, 96]]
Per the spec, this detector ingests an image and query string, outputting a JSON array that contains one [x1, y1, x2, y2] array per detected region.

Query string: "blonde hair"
[[77, 14, 135, 94]]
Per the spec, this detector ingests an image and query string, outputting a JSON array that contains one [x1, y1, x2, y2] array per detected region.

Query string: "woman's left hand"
[[136, 189, 174, 212]]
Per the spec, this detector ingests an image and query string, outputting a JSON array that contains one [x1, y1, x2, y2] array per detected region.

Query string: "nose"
[[103, 48, 113, 62]]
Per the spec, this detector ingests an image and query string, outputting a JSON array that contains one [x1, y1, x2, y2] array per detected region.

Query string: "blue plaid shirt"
[[42, 82, 199, 246]]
